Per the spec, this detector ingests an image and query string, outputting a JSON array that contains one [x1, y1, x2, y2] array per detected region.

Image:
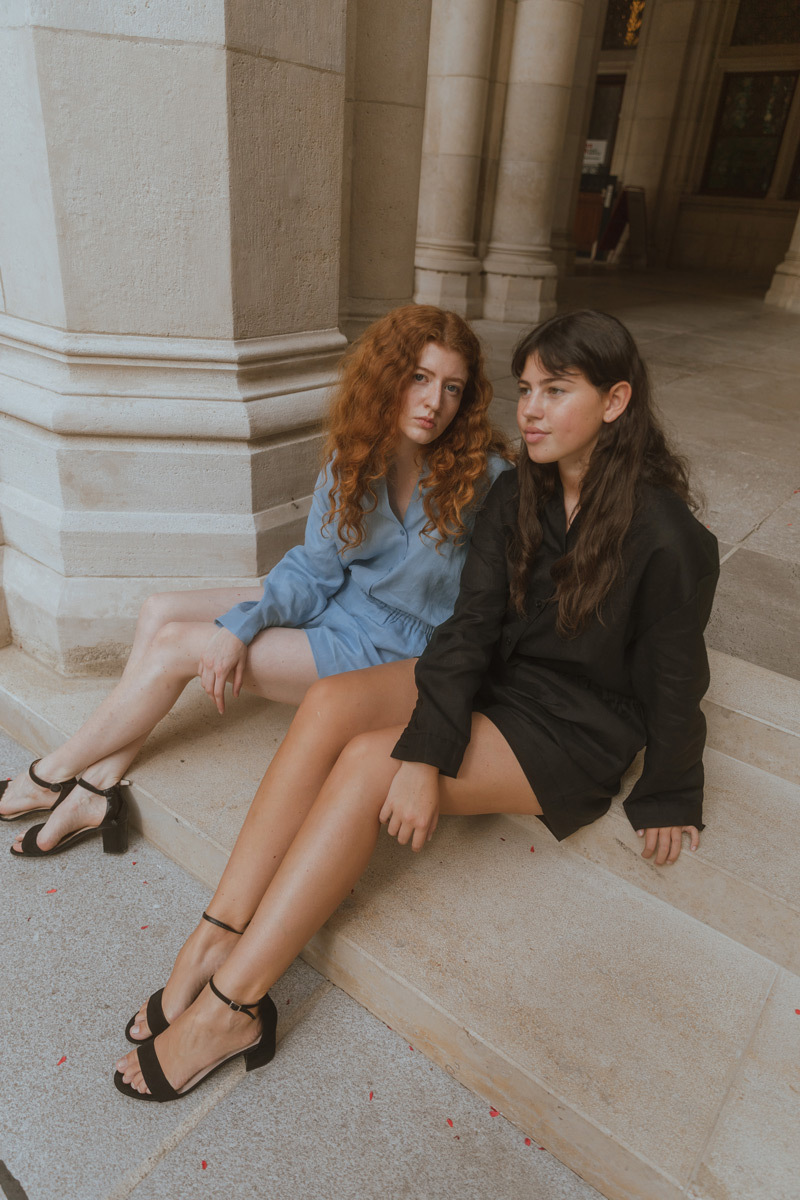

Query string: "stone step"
[[703, 648, 800, 786], [1, 643, 799, 1198], [302, 812, 799, 1200]]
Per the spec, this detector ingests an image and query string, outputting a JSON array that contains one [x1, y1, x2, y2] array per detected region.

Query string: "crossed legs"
[[2, 587, 320, 851], [117, 666, 540, 1096]]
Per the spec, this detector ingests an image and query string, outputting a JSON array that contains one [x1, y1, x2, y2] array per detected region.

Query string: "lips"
[[415, 416, 435, 430], [522, 428, 548, 442]]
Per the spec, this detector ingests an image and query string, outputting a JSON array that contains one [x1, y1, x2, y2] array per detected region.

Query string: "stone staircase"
[[0, 642, 798, 1200]]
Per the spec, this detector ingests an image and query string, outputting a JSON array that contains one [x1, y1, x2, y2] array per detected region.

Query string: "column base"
[[765, 262, 800, 314], [413, 267, 484, 317], [0, 314, 342, 672], [482, 270, 558, 324]]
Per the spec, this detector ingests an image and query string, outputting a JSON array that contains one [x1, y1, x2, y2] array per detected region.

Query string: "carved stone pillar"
[[414, 0, 498, 316], [340, 0, 433, 339], [483, 0, 585, 322], [765, 208, 800, 314], [0, 2, 348, 673]]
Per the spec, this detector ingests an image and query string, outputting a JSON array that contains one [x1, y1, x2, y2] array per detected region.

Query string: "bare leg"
[[11, 622, 318, 851], [128, 660, 420, 1040], [117, 714, 539, 1094], [0, 586, 261, 821]]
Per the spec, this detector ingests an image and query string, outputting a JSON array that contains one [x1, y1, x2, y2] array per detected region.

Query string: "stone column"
[[549, 0, 606, 272], [413, 0, 498, 316], [341, 0, 433, 339], [483, 0, 585, 322], [609, 0, 700, 259], [0, 2, 347, 674], [765, 210, 800, 313]]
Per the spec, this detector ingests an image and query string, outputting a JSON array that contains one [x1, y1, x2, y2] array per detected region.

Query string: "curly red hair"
[[323, 305, 508, 548]]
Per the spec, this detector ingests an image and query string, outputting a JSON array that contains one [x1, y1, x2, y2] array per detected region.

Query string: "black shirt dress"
[[392, 469, 720, 840]]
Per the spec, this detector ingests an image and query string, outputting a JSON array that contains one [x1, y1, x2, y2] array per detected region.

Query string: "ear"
[[602, 380, 632, 424]]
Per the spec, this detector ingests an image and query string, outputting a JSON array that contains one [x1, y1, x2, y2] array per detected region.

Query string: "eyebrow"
[[518, 370, 579, 385], [416, 366, 468, 384]]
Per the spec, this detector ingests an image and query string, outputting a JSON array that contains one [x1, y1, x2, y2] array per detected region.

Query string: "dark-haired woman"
[[2, 305, 508, 856], [115, 309, 718, 1102]]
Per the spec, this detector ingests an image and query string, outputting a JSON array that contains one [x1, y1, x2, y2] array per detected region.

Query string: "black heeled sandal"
[[114, 976, 277, 1103], [0, 760, 77, 823], [124, 911, 249, 1044], [10, 775, 129, 858]]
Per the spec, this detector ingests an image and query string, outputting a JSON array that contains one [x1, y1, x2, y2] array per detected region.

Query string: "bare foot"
[[0, 766, 71, 820], [127, 917, 242, 1042], [116, 983, 263, 1096], [11, 783, 107, 853]]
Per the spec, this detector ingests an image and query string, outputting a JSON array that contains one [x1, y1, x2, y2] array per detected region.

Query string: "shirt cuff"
[[391, 730, 468, 779]]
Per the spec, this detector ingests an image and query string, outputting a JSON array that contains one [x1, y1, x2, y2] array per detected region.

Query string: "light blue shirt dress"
[[216, 455, 509, 678]]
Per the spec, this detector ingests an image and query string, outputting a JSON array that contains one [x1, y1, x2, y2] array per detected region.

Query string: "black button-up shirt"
[[393, 469, 720, 834]]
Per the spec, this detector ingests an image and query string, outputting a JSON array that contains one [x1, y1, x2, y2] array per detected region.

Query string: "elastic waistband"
[[335, 582, 434, 635]]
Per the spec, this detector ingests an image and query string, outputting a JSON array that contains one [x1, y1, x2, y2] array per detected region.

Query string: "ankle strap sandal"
[[114, 976, 277, 1103], [10, 775, 129, 858], [0, 760, 78, 824]]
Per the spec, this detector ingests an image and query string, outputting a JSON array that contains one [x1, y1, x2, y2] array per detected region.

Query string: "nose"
[[425, 380, 443, 411], [519, 389, 543, 419]]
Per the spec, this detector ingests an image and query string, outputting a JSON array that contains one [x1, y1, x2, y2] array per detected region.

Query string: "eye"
[[546, 386, 565, 397], [413, 372, 427, 383], [446, 382, 463, 395]]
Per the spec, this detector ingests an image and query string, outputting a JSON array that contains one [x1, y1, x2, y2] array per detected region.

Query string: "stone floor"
[[0, 722, 602, 1200], [476, 266, 800, 680]]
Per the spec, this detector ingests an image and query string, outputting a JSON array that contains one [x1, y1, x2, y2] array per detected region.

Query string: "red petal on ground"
[[446, 1118, 453, 1127], [524, 1138, 531, 1146], [489, 1107, 500, 1117], [530, 846, 535, 853], [140, 925, 149, 930], [369, 1091, 373, 1101], [201, 1160, 207, 1170], [131, 861, 136, 865], [56, 1056, 66, 1066], [795, 1009, 800, 1014], [45, 888, 57, 894], [409, 1045, 414, 1051]]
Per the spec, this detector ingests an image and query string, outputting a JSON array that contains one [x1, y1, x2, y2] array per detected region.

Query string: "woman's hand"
[[380, 762, 440, 852], [637, 825, 700, 865], [198, 628, 248, 714]]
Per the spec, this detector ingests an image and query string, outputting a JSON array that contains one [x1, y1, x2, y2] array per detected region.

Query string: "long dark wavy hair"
[[509, 309, 694, 636]]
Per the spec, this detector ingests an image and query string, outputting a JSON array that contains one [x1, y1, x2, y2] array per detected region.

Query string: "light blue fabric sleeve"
[[215, 466, 345, 646]]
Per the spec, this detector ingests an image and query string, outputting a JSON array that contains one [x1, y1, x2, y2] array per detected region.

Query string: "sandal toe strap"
[[15, 824, 47, 857], [145, 989, 170, 1039], [137, 1037, 180, 1101]]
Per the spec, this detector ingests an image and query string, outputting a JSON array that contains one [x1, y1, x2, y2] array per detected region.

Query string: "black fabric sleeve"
[[623, 565, 718, 831], [391, 475, 512, 776]]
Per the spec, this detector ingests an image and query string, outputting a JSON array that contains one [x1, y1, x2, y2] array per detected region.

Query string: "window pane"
[[702, 72, 798, 197], [731, 0, 800, 47], [601, 0, 646, 50]]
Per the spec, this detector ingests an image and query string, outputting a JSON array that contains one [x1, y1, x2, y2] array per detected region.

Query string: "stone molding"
[[0, 312, 346, 440]]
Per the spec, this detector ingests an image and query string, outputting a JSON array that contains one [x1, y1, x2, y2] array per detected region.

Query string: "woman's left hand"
[[380, 761, 440, 852], [638, 825, 700, 864]]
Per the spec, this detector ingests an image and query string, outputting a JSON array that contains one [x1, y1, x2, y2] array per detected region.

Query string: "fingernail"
[[131, 1025, 138, 1035], [636, 830, 644, 837]]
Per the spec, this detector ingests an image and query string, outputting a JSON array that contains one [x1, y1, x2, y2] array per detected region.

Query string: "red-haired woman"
[[115, 310, 718, 1103], [2, 306, 508, 857]]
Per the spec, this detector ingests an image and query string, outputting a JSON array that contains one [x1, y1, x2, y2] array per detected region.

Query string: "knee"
[[335, 731, 383, 775], [136, 591, 181, 641], [147, 621, 192, 669]]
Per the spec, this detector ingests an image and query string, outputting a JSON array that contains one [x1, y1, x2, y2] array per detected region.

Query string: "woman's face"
[[516, 354, 626, 477], [396, 342, 468, 455]]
